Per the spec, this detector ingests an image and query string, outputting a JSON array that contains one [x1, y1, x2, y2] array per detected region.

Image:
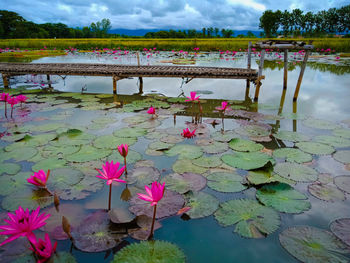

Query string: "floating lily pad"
[[273, 148, 312, 163], [162, 173, 206, 194], [112, 241, 185, 263], [211, 131, 237, 142], [41, 145, 80, 158], [247, 169, 296, 186], [308, 183, 346, 202], [201, 141, 228, 154], [184, 191, 219, 219], [303, 118, 339, 130], [333, 128, 350, 139], [330, 218, 350, 247], [109, 207, 136, 224], [107, 150, 142, 164], [172, 159, 207, 174], [160, 135, 184, 144], [30, 123, 65, 132], [129, 215, 161, 241], [129, 190, 184, 219], [165, 145, 203, 160], [145, 131, 163, 140], [273, 130, 310, 142], [221, 152, 274, 170], [214, 199, 280, 238], [59, 175, 104, 200], [92, 116, 117, 124], [334, 176, 350, 194], [296, 142, 335, 155], [207, 172, 246, 193], [66, 145, 111, 163], [333, 150, 350, 164], [235, 124, 271, 138], [0, 162, 21, 175], [5, 134, 57, 150], [47, 167, 85, 192], [93, 135, 137, 149], [192, 156, 222, 168], [127, 167, 160, 187], [132, 119, 161, 129], [274, 162, 318, 182], [1, 133, 27, 142], [256, 183, 311, 213], [32, 158, 67, 172], [123, 115, 149, 125], [279, 226, 350, 263], [314, 135, 350, 148], [0, 172, 31, 196], [228, 138, 264, 152], [114, 127, 147, 138], [148, 141, 174, 151]]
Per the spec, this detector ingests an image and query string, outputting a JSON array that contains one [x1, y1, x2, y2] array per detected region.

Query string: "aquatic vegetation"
[[181, 128, 196, 138], [30, 233, 57, 263], [27, 169, 50, 188], [117, 143, 129, 174]]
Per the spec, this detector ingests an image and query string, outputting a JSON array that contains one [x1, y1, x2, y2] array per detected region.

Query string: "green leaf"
[[184, 191, 219, 219], [192, 155, 222, 168], [211, 131, 237, 142], [48, 167, 85, 191], [65, 145, 111, 163], [228, 138, 264, 152], [273, 148, 312, 163], [333, 150, 350, 164], [201, 141, 228, 154], [162, 173, 206, 194], [93, 135, 137, 149], [0, 172, 31, 196], [303, 118, 339, 130], [314, 135, 350, 148], [113, 127, 148, 138], [334, 175, 350, 194], [308, 183, 345, 202], [296, 142, 335, 155], [273, 130, 310, 142], [207, 172, 246, 193], [330, 218, 350, 247], [221, 152, 274, 170], [0, 162, 21, 175], [247, 170, 296, 186], [31, 158, 67, 172], [127, 167, 160, 187], [172, 159, 207, 174], [333, 128, 350, 139], [107, 150, 142, 164], [165, 145, 203, 160], [274, 162, 318, 182]]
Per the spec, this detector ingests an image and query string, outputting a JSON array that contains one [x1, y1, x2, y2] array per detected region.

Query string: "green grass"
[[0, 38, 349, 52]]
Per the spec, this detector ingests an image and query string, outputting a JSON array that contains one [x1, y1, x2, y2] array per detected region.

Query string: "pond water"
[[0, 51, 350, 263]]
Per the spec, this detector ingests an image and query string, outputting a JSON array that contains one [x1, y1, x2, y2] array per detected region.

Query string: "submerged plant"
[[137, 181, 165, 239], [117, 144, 129, 175], [96, 161, 126, 210]]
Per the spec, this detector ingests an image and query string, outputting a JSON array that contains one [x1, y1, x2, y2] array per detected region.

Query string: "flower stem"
[[148, 204, 157, 240], [10, 107, 13, 118], [108, 184, 112, 211], [124, 157, 128, 176], [4, 102, 7, 118]]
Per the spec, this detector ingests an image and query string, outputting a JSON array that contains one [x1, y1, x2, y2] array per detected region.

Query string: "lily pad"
[[92, 116, 117, 124], [192, 156, 222, 168], [296, 142, 335, 155], [314, 135, 350, 148], [148, 141, 174, 151], [30, 123, 65, 132], [52, 131, 95, 146], [41, 145, 80, 158], [333, 150, 350, 164], [211, 131, 237, 142], [334, 175, 350, 194], [47, 167, 85, 191], [59, 175, 104, 200], [165, 145, 203, 160], [5, 134, 57, 150], [235, 124, 271, 138], [247, 170, 296, 186], [274, 162, 318, 182], [303, 118, 339, 130], [109, 207, 136, 224], [330, 218, 350, 247], [184, 191, 219, 219], [108, 150, 142, 164], [160, 135, 184, 144], [93, 135, 137, 149], [0, 172, 31, 196], [0, 162, 21, 175], [308, 183, 346, 202], [222, 152, 274, 170], [114, 127, 147, 138], [112, 241, 185, 263], [129, 215, 161, 241], [279, 226, 350, 263], [162, 173, 207, 194], [172, 159, 207, 174], [201, 141, 228, 154], [129, 190, 184, 219], [32, 158, 67, 172], [229, 138, 263, 152], [123, 115, 149, 125], [207, 172, 246, 193], [333, 128, 350, 139], [274, 130, 310, 142], [256, 183, 311, 213], [214, 199, 280, 238], [127, 167, 160, 187], [273, 148, 312, 163], [65, 145, 111, 162]]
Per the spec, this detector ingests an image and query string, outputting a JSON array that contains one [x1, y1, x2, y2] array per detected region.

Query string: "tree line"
[[259, 5, 350, 37], [144, 28, 243, 38]]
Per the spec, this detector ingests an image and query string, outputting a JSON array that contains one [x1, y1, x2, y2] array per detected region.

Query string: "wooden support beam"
[[246, 41, 252, 98], [113, 76, 119, 94], [293, 50, 310, 101], [46, 75, 52, 89], [254, 75, 265, 101], [258, 49, 265, 77], [283, 49, 288, 91], [138, 77, 143, 94], [293, 101, 297, 132], [2, 74, 9, 89]]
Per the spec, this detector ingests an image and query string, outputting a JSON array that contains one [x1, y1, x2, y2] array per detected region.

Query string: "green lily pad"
[[13, 252, 77, 263], [247, 170, 296, 186], [235, 124, 271, 138], [123, 115, 149, 125], [274, 162, 318, 182], [92, 116, 117, 124], [333, 150, 350, 164], [214, 199, 280, 238], [145, 131, 164, 140], [129, 215, 162, 241], [228, 138, 264, 152], [127, 167, 160, 187], [47, 167, 85, 191], [296, 142, 335, 155], [51, 132, 95, 146], [109, 207, 136, 224], [132, 119, 161, 129], [5, 134, 57, 150], [211, 131, 237, 142], [184, 191, 219, 219], [221, 152, 274, 170], [32, 158, 67, 172], [59, 175, 104, 200], [129, 190, 184, 219], [148, 141, 174, 151], [333, 128, 350, 139], [93, 135, 137, 149], [172, 159, 207, 174], [1, 133, 27, 142], [0, 172, 31, 196], [107, 150, 142, 164], [41, 145, 80, 158], [201, 141, 228, 154], [30, 123, 65, 132], [256, 183, 311, 213], [0, 162, 21, 175], [334, 175, 350, 194], [114, 127, 147, 138], [274, 130, 310, 142], [303, 118, 339, 130], [330, 218, 350, 247], [279, 226, 350, 263], [273, 148, 312, 163], [192, 156, 222, 168], [160, 135, 184, 144], [162, 173, 206, 194], [308, 183, 346, 202], [111, 241, 185, 263], [165, 145, 203, 160], [65, 145, 111, 163], [314, 135, 350, 148], [207, 172, 246, 193]]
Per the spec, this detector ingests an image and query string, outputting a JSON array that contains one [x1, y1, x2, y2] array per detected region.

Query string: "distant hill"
[[108, 29, 262, 37]]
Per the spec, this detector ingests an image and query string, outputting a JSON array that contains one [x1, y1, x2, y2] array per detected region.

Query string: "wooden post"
[[278, 89, 287, 115], [138, 77, 143, 94], [137, 52, 140, 66], [293, 101, 297, 132], [113, 76, 118, 94], [254, 49, 265, 101], [283, 49, 288, 91], [293, 50, 310, 101], [137, 51, 143, 87], [245, 41, 252, 97], [2, 74, 9, 89], [47, 75, 52, 89]]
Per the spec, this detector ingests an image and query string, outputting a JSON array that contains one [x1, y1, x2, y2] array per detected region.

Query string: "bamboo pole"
[[283, 49, 288, 91], [2, 74, 9, 89], [47, 75, 52, 89], [293, 50, 310, 101], [113, 76, 118, 94], [245, 41, 252, 97], [254, 49, 265, 101]]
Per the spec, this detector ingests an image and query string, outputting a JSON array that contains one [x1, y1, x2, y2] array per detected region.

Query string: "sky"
[[0, 0, 348, 30]]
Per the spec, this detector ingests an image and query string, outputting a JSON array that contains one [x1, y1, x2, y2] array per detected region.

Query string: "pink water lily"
[[0, 206, 50, 246], [117, 144, 128, 158], [27, 170, 50, 188], [96, 161, 126, 185], [147, 106, 156, 115], [0, 93, 10, 118], [185, 91, 200, 102], [30, 233, 57, 263], [16, 95, 28, 106], [137, 181, 165, 206], [181, 128, 196, 139], [216, 101, 231, 112]]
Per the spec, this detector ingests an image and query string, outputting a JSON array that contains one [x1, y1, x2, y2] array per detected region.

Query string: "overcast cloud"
[[0, 0, 348, 30]]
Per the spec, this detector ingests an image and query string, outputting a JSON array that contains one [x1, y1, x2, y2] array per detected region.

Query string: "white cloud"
[[226, 0, 266, 11]]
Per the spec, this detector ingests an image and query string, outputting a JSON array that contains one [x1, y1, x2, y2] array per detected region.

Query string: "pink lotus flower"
[[216, 101, 231, 112], [30, 233, 57, 263], [0, 206, 50, 246], [181, 128, 196, 139], [185, 91, 200, 102], [137, 181, 165, 206], [147, 106, 156, 115], [0, 93, 10, 102], [117, 144, 128, 158], [16, 95, 28, 104], [27, 170, 50, 188], [96, 161, 126, 185], [7, 96, 18, 108]]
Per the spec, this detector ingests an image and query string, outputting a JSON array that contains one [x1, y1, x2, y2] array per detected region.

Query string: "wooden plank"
[[293, 50, 310, 101]]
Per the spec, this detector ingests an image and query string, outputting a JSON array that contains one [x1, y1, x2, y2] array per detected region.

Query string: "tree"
[[337, 5, 350, 33], [202, 28, 206, 38], [221, 29, 234, 38], [214, 27, 219, 37], [101, 18, 111, 37], [259, 10, 281, 37], [0, 10, 26, 38]]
